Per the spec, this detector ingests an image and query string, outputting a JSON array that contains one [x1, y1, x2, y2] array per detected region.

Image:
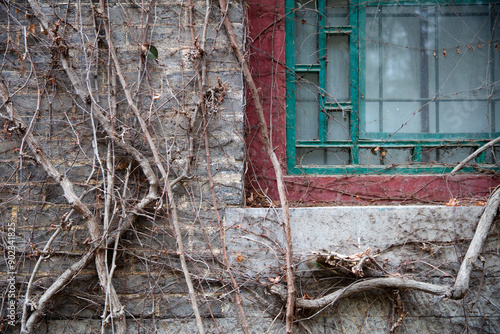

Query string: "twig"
[[271, 186, 500, 313], [20, 2, 159, 332], [99, 1, 205, 332], [217, 1, 296, 332], [1, 73, 125, 333], [450, 186, 500, 298], [450, 136, 500, 174], [270, 277, 449, 310], [188, 0, 248, 333]]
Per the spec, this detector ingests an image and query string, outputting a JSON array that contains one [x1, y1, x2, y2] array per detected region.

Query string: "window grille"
[[286, 0, 500, 174]]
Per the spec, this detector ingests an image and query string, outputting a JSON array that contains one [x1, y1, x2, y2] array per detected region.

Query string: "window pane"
[[326, 110, 350, 140], [439, 101, 490, 133], [326, 35, 350, 102], [421, 147, 475, 164], [365, 102, 434, 133], [326, 0, 349, 27], [359, 148, 412, 165], [495, 101, 500, 133], [296, 0, 318, 64], [366, 6, 422, 100], [296, 73, 320, 140], [437, 6, 491, 99], [485, 147, 500, 164], [296, 148, 350, 165]]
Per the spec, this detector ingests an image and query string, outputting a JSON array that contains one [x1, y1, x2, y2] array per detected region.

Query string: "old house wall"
[[0, 0, 499, 333]]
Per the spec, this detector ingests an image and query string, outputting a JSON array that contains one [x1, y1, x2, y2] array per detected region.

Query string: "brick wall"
[[0, 1, 246, 333]]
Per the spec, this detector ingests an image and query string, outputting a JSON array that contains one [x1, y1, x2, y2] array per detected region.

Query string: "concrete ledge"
[[225, 206, 488, 277]]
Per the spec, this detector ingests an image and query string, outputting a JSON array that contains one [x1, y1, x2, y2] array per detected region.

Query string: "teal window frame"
[[285, 0, 500, 175]]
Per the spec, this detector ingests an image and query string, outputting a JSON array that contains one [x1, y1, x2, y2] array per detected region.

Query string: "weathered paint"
[[245, 0, 500, 205]]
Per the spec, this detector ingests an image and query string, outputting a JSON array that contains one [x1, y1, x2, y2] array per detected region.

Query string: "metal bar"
[[378, 8, 384, 133], [359, 131, 500, 140], [296, 140, 490, 146], [363, 97, 500, 102], [351, 0, 361, 164], [490, 4, 496, 133], [413, 145, 422, 162], [434, 10, 440, 134]]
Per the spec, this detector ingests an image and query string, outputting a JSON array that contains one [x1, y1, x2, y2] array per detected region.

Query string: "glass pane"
[[364, 3, 498, 137], [359, 148, 412, 165], [365, 102, 425, 133], [421, 147, 475, 164], [366, 6, 422, 100], [296, 148, 350, 165], [326, 110, 350, 140], [326, 35, 350, 102], [326, 0, 349, 27], [437, 6, 491, 99], [438, 101, 490, 133], [485, 147, 500, 164], [296, 73, 320, 140], [296, 0, 318, 64], [382, 102, 422, 133]]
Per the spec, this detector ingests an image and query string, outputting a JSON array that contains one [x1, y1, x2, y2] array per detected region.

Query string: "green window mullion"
[[285, 0, 296, 171], [476, 142, 487, 163], [296, 64, 321, 72], [351, 1, 361, 165], [318, 0, 327, 143], [413, 145, 422, 163]]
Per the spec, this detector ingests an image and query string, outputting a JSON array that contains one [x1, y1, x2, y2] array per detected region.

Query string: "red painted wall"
[[245, 1, 500, 206]]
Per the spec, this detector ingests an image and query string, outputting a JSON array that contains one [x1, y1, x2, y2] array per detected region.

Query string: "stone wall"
[[0, 0, 246, 333]]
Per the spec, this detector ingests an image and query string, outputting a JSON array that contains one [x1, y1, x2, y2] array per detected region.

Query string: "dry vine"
[[1, 1, 499, 333]]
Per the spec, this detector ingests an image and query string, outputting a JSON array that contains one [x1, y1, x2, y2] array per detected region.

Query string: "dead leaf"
[[474, 200, 487, 206], [236, 253, 244, 263], [268, 276, 281, 284], [446, 198, 458, 206], [28, 24, 36, 35]]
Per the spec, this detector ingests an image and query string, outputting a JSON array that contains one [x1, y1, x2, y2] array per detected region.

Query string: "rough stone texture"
[[0, 0, 245, 333]]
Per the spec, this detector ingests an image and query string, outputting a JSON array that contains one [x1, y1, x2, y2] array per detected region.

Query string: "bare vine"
[[1, 1, 499, 334]]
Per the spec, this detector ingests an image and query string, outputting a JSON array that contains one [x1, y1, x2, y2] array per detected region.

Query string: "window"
[[286, 0, 500, 174]]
